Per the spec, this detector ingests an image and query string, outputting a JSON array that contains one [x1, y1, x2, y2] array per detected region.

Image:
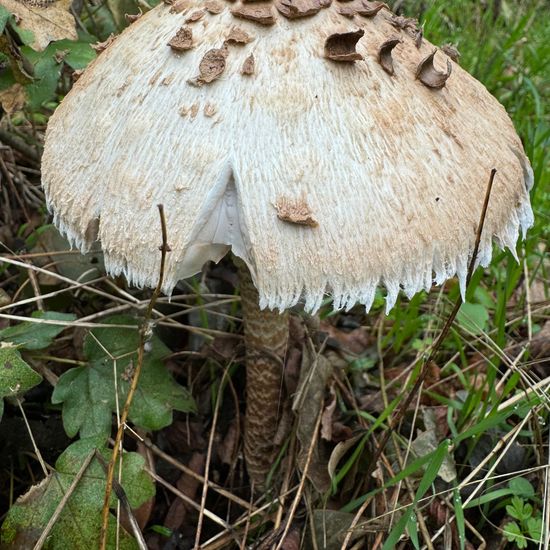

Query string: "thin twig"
[[194, 364, 232, 549], [274, 405, 323, 550], [99, 204, 170, 550], [94, 451, 148, 550]]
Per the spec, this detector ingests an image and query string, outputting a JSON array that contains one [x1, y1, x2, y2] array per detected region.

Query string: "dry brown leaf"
[[0, 0, 77, 51], [0, 83, 26, 114]]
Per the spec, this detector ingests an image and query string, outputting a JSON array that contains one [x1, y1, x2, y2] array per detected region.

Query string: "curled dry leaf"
[[378, 37, 400, 75], [416, 49, 452, 89], [0, 0, 77, 51], [168, 26, 193, 52], [0, 83, 26, 114], [275, 195, 318, 227], [231, 4, 276, 25], [324, 29, 364, 62]]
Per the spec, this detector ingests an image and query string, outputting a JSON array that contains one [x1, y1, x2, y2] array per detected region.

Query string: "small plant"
[[503, 496, 543, 548]]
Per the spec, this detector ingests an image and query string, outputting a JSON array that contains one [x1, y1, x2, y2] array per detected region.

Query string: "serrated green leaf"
[[456, 302, 489, 335], [0, 345, 42, 420], [51, 365, 115, 438], [527, 517, 542, 542], [503, 521, 527, 548], [0, 438, 154, 549], [0, 311, 76, 350], [53, 315, 195, 438]]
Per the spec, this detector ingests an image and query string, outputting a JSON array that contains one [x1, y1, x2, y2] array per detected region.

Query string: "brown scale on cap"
[[168, 26, 193, 51], [185, 8, 206, 22], [188, 47, 229, 86], [336, 0, 385, 18], [378, 37, 400, 75], [275, 0, 326, 19], [416, 49, 452, 89], [225, 26, 255, 44], [241, 54, 255, 75], [275, 196, 318, 227], [231, 4, 276, 25], [442, 43, 461, 63], [205, 0, 224, 13], [324, 29, 364, 62]]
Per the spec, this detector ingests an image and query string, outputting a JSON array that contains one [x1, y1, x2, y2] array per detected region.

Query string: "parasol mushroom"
[[42, 0, 534, 486]]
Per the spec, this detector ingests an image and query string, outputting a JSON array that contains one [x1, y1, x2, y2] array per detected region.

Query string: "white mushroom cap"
[[42, 1, 534, 313]]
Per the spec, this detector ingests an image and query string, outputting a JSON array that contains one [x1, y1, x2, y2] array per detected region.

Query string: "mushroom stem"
[[235, 257, 289, 487]]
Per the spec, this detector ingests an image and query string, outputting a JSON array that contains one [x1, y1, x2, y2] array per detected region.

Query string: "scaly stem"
[[235, 258, 289, 487]]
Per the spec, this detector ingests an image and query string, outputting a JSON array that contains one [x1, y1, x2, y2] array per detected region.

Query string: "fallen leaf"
[[0, 0, 77, 51], [165, 452, 205, 530], [0, 82, 26, 114]]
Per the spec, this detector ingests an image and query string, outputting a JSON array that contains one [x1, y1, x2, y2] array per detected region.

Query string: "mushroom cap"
[[42, 1, 534, 313]]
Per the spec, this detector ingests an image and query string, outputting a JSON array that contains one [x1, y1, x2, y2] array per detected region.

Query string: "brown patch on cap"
[[416, 49, 452, 89], [378, 37, 400, 75], [188, 47, 229, 86], [275, 196, 318, 227], [390, 14, 422, 47], [241, 54, 255, 75], [168, 26, 193, 52], [225, 26, 254, 44], [336, 0, 386, 16], [169, 0, 191, 12], [205, 0, 224, 13], [180, 103, 200, 118], [204, 103, 217, 117], [231, 4, 276, 25], [275, 0, 325, 19], [4, 361, 13, 370], [324, 30, 364, 62], [441, 43, 460, 63], [357, 0, 387, 16], [186, 8, 206, 22]]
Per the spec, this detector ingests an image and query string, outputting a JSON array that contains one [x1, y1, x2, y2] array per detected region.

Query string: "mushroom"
[[42, 1, 534, 486]]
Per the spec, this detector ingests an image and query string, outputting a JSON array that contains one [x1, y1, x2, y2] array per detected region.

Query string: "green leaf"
[[382, 508, 411, 550], [0, 311, 75, 350], [508, 477, 535, 498], [0, 6, 11, 33], [0, 438, 154, 549], [503, 521, 527, 549], [50, 39, 96, 70], [53, 315, 195, 438], [0, 345, 42, 420], [51, 364, 115, 438], [456, 302, 489, 335], [527, 517, 542, 542], [506, 497, 532, 521]]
